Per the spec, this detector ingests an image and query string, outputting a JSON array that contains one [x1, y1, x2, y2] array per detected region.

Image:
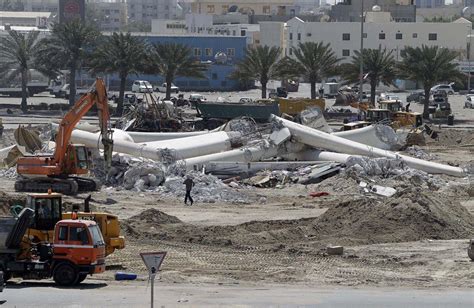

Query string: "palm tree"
[[0, 30, 41, 113], [89, 32, 148, 116], [231, 45, 289, 99], [342, 47, 397, 106], [289, 42, 340, 99], [36, 20, 100, 106], [398, 45, 461, 118], [149, 43, 207, 100]]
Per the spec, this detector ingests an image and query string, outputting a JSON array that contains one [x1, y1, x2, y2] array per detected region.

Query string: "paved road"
[[1, 280, 473, 307]]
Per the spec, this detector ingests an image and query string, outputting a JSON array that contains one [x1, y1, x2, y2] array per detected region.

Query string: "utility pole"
[[359, 0, 364, 103]]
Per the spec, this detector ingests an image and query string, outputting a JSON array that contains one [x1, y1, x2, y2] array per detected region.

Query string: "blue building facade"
[[100, 35, 248, 92]]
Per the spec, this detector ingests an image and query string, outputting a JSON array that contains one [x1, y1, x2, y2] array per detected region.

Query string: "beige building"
[[191, 0, 298, 16]]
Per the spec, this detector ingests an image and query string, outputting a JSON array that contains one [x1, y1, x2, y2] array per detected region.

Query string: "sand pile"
[[127, 208, 182, 225], [315, 189, 474, 244]]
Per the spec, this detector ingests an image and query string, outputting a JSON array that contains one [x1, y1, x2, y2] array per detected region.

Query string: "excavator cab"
[[26, 193, 63, 231], [64, 144, 90, 175]]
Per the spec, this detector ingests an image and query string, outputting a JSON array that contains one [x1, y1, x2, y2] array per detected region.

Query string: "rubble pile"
[[244, 163, 341, 188], [156, 172, 252, 204], [406, 145, 436, 160], [105, 154, 166, 191]]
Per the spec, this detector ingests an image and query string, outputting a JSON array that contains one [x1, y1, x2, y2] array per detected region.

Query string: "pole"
[[359, 0, 364, 103], [469, 5, 472, 91], [151, 277, 154, 308]]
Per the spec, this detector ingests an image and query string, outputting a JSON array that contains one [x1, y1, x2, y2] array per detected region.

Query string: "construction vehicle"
[[15, 78, 113, 195], [365, 99, 423, 128], [0, 208, 105, 286], [11, 191, 125, 257]]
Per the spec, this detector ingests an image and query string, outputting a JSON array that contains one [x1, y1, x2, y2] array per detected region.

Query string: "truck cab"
[[52, 219, 106, 285]]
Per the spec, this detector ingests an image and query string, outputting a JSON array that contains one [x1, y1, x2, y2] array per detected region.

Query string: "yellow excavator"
[[13, 189, 125, 257]]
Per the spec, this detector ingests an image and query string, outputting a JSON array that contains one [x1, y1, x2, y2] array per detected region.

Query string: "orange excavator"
[[15, 78, 113, 195]]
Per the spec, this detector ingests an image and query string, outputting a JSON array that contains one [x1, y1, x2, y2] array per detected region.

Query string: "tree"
[[231, 45, 289, 98], [289, 42, 340, 99], [0, 30, 40, 112], [398, 45, 462, 118], [89, 32, 148, 116], [342, 47, 397, 105], [149, 42, 207, 100], [36, 19, 100, 106]]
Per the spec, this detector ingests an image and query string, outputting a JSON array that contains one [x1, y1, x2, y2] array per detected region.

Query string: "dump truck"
[[11, 192, 125, 257], [0, 208, 105, 287]]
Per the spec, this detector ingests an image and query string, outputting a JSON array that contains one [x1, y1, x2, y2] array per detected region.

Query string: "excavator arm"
[[53, 78, 113, 171]]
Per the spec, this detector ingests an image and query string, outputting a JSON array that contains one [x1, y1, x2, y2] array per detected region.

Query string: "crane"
[[15, 78, 113, 195]]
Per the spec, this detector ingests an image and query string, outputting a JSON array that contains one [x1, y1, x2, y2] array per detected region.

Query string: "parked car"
[[57, 84, 88, 99], [406, 90, 425, 103], [156, 83, 179, 93], [464, 94, 474, 109], [132, 80, 153, 93], [430, 84, 455, 95]]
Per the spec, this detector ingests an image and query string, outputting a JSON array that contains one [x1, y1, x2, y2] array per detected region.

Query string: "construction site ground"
[[0, 87, 473, 305]]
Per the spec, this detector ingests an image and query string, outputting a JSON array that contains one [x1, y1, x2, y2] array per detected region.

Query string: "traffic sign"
[[140, 252, 167, 308], [140, 252, 167, 277]]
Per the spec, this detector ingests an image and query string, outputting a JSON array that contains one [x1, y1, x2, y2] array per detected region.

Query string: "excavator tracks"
[[14, 177, 99, 195]]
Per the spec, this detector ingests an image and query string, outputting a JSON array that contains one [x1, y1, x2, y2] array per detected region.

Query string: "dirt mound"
[[125, 190, 474, 249], [0, 192, 25, 216], [431, 129, 474, 147], [315, 189, 474, 244], [127, 208, 182, 225]]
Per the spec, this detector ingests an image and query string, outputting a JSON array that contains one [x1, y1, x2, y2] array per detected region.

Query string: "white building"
[[127, 0, 182, 25], [152, 13, 261, 46], [0, 11, 52, 28], [261, 15, 472, 62]]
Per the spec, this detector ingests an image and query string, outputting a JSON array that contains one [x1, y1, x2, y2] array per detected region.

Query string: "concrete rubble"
[[1, 108, 470, 203]]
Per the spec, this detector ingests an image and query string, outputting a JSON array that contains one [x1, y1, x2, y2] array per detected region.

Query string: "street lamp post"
[[359, 0, 364, 103], [463, 5, 472, 91]]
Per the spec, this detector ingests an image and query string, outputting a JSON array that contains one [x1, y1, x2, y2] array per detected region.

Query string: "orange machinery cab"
[[53, 219, 106, 276], [17, 144, 90, 176]]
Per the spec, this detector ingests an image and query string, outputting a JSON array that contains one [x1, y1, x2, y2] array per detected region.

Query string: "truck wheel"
[[75, 274, 87, 285], [54, 263, 79, 286]]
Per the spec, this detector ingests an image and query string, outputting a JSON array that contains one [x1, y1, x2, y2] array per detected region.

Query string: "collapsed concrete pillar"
[[66, 128, 240, 162], [332, 124, 400, 150], [127, 131, 210, 143], [270, 115, 465, 177]]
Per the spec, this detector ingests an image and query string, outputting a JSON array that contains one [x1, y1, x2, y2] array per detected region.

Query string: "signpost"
[[140, 252, 167, 308]]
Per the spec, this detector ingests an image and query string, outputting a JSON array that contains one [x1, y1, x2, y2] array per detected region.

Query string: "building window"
[[342, 49, 350, 57], [429, 33, 437, 41], [222, 5, 229, 13], [212, 73, 218, 80], [207, 5, 215, 13], [205, 48, 213, 56], [413, 33, 418, 38], [297, 33, 301, 40], [379, 33, 385, 40], [263, 5, 270, 14], [194, 48, 201, 56], [396, 33, 402, 40], [307, 33, 312, 37], [289, 33, 293, 40], [227, 48, 235, 56], [363, 33, 367, 38], [342, 33, 350, 41], [233, 30, 236, 36], [289, 48, 293, 55], [241, 30, 246, 36]]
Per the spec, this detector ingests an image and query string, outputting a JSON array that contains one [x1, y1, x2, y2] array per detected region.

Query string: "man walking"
[[183, 175, 194, 205]]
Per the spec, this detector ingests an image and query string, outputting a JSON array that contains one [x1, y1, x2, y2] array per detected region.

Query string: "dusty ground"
[[0, 88, 473, 292]]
